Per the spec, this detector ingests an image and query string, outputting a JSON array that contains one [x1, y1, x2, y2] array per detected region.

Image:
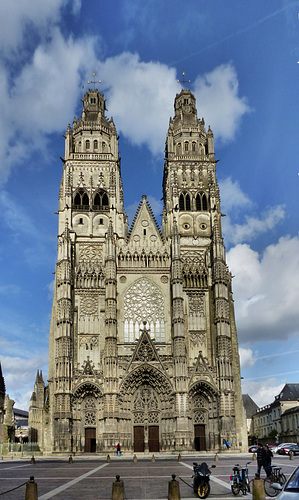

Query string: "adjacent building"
[[29, 86, 247, 454], [253, 384, 299, 442]]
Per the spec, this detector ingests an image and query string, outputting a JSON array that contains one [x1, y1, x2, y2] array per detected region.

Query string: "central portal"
[[85, 427, 96, 453]]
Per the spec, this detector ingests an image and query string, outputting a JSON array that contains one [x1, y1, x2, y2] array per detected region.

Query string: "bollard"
[[106, 454, 111, 463], [177, 453, 182, 462], [168, 474, 181, 500], [25, 476, 38, 500], [252, 478, 265, 500], [133, 454, 137, 463], [112, 474, 124, 500], [151, 454, 155, 463], [253, 452, 257, 461], [30, 456, 35, 465], [68, 455, 73, 463], [214, 453, 219, 461], [289, 451, 294, 460]]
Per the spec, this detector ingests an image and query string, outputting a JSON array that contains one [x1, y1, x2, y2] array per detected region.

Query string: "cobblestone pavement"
[[0, 453, 297, 499]]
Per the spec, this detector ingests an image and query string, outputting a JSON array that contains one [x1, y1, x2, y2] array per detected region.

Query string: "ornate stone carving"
[[85, 411, 96, 425], [80, 294, 98, 317], [78, 243, 103, 261], [189, 330, 206, 346], [188, 294, 205, 316]]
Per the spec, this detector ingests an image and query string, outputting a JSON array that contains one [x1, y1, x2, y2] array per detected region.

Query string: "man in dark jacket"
[[263, 445, 273, 477], [256, 443, 264, 477]]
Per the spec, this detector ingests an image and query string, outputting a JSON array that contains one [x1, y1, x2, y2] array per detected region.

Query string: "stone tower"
[[29, 87, 247, 453]]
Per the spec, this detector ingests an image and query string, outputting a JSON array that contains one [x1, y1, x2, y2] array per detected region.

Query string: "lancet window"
[[123, 278, 165, 343], [73, 189, 90, 210], [179, 191, 191, 211], [195, 192, 208, 211], [92, 190, 109, 210]]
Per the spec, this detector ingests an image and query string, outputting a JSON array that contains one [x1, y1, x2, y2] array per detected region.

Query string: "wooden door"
[[194, 424, 206, 451], [148, 426, 159, 452], [134, 426, 144, 452], [85, 428, 96, 453]]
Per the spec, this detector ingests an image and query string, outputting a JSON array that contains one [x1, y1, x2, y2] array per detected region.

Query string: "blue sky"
[[0, 0, 299, 410]]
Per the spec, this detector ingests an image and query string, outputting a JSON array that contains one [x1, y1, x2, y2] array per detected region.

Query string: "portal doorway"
[[194, 424, 206, 451], [148, 426, 159, 452], [134, 426, 144, 452], [85, 427, 96, 453]]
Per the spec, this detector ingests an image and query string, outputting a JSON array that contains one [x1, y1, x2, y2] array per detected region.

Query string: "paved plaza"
[[0, 453, 297, 499]]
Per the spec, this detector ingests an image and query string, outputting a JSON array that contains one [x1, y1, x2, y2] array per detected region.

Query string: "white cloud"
[[239, 347, 257, 370], [228, 236, 299, 343], [193, 63, 251, 144], [219, 177, 252, 211], [0, 0, 73, 54], [0, 31, 98, 182], [223, 206, 285, 245], [99, 53, 179, 155], [242, 378, 285, 407], [1, 354, 48, 410]]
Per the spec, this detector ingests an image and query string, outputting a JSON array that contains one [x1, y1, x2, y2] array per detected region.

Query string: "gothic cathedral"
[[29, 86, 247, 454]]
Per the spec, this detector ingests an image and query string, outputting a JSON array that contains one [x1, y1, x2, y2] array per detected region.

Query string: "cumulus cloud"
[[228, 236, 299, 343], [193, 63, 252, 144], [223, 205, 285, 245], [1, 354, 48, 409], [219, 177, 252, 211], [242, 378, 285, 407], [99, 53, 179, 155], [0, 0, 80, 55], [239, 347, 258, 370]]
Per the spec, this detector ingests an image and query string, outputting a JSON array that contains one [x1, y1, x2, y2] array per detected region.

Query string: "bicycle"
[[230, 462, 251, 495], [264, 466, 287, 497]]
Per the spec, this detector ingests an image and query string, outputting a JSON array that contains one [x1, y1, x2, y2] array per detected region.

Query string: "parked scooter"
[[192, 462, 216, 498]]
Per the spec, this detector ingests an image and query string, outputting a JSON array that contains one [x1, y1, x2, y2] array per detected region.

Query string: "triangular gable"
[[189, 351, 216, 387], [127, 195, 163, 243], [130, 322, 160, 364]]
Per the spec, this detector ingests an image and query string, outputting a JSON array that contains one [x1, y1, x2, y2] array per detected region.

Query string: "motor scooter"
[[192, 462, 216, 498]]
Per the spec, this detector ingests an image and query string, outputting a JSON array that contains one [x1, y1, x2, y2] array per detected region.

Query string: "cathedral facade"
[[29, 87, 247, 454]]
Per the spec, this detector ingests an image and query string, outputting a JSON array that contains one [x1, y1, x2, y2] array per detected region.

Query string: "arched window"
[[93, 190, 109, 211], [196, 192, 209, 211], [196, 193, 201, 211], [184, 141, 189, 152], [86, 140, 90, 150], [93, 140, 98, 150], [179, 192, 191, 211], [202, 193, 208, 211], [73, 189, 89, 210], [192, 142, 196, 152]]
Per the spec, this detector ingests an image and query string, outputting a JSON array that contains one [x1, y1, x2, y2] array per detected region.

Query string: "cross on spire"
[[177, 71, 191, 90], [87, 72, 101, 90]]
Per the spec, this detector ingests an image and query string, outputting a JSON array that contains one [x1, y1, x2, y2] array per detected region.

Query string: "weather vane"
[[87, 72, 101, 90], [177, 71, 191, 90]]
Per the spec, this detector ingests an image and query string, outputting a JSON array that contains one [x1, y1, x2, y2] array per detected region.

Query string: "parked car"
[[278, 444, 299, 456], [274, 442, 297, 454], [271, 465, 299, 499], [248, 445, 258, 453]]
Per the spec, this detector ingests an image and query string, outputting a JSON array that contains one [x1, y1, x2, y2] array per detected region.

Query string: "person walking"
[[116, 443, 121, 456], [256, 443, 264, 478], [263, 445, 273, 478]]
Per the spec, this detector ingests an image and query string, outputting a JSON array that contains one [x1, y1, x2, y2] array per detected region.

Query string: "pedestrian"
[[116, 443, 121, 456], [256, 442, 264, 478], [226, 440, 230, 449], [223, 439, 227, 449], [263, 445, 273, 478]]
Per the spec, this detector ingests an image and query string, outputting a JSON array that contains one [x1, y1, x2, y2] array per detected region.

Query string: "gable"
[[127, 195, 162, 245]]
